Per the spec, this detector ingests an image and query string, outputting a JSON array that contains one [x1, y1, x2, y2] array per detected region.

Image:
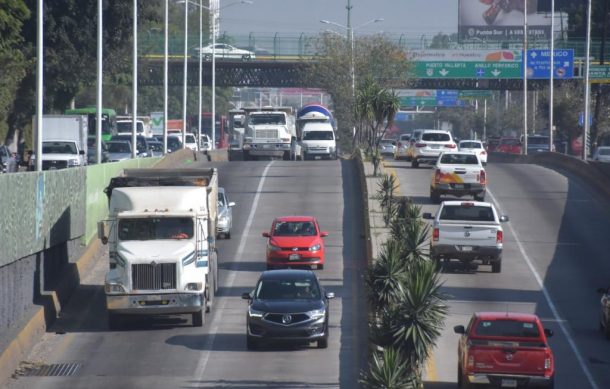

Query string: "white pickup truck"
[[430, 151, 486, 204], [423, 201, 509, 273]]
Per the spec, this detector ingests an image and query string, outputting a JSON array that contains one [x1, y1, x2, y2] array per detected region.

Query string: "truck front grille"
[[132, 263, 176, 290], [255, 129, 278, 139], [42, 160, 68, 170]]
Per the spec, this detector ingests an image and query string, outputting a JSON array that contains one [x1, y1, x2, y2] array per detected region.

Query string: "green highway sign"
[[458, 90, 493, 99], [399, 96, 437, 107], [589, 65, 610, 83], [412, 61, 522, 79]]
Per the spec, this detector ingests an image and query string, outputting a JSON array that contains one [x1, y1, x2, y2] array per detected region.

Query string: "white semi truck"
[[98, 168, 219, 328], [242, 106, 296, 160], [32, 115, 88, 170]]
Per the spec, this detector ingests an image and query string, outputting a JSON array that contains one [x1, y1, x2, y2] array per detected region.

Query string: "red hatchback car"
[[262, 216, 328, 270], [496, 137, 522, 154]]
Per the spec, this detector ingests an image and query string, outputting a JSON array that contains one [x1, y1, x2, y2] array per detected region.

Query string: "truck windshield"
[[117, 121, 144, 134], [42, 141, 77, 154], [118, 217, 194, 240], [440, 205, 494, 222], [249, 114, 286, 125], [474, 320, 540, 338], [303, 131, 334, 141]]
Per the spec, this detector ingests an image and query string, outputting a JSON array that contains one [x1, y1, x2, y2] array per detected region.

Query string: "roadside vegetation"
[[360, 184, 448, 388]]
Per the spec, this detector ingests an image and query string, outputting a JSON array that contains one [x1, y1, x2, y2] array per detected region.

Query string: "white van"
[[299, 122, 337, 160]]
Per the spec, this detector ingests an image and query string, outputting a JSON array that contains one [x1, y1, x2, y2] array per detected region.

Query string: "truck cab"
[[242, 107, 295, 160]]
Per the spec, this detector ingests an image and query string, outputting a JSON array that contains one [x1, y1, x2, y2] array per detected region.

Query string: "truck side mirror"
[[79, 150, 85, 155], [453, 325, 466, 334], [422, 212, 433, 220], [262, 232, 270, 238], [499, 215, 509, 222], [241, 292, 251, 300], [97, 221, 108, 244], [544, 328, 554, 338]]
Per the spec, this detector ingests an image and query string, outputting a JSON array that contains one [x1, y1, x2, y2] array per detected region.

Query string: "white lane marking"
[[194, 160, 274, 380], [487, 188, 599, 389]]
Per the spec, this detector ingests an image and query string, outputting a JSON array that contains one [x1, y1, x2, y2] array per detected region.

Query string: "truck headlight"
[[329, 146, 336, 152], [248, 307, 264, 318], [309, 244, 321, 252], [186, 282, 202, 291], [67, 158, 79, 166], [105, 282, 126, 294], [308, 308, 326, 320]]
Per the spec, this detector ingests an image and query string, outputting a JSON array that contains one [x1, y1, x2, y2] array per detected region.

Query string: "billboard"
[[458, 0, 551, 42]]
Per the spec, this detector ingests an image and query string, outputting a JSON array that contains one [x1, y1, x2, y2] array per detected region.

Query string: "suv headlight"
[[308, 308, 326, 320], [248, 307, 264, 318], [268, 243, 281, 251], [309, 244, 321, 252], [67, 158, 79, 166]]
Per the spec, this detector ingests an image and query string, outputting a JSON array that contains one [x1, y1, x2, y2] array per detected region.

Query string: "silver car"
[[592, 146, 610, 163], [106, 141, 133, 162], [217, 187, 236, 239]]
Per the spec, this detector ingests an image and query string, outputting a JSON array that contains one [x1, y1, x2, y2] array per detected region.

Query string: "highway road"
[[3, 158, 369, 389], [385, 158, 610, 389]]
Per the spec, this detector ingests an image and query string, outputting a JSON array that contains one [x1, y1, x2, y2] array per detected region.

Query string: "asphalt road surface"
[[385, 158, 610, 389], [3, 158, 369, 389]]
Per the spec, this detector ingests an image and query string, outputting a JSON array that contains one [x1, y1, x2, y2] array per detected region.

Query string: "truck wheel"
[[193, 294, 206, 327], [226, 230, 231, 239], [430, 189, 441, 204], [317, 336, 328, 349], [243, 151, 251, 161], [411, 159, 419, 168], [206, 273, 214, 312], [474, 192, 486, 202], [303, 152, 309, 161], [491, 259, 502, 273], [283, 151, 290, 161], [214, 251, 219, 294], [457, 365, 471, 388]]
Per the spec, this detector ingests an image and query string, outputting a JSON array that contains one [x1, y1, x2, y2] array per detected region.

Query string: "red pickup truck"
[[454, 312, 555, 388]]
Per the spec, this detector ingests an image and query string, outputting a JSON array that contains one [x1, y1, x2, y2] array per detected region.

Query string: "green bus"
[[65, 107, 118, 141]]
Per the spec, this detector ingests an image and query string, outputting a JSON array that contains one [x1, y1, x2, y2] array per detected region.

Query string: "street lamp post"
[[583, 0, 593, 160], [132, 0, 138, 158], [320, 18, 383, 140]]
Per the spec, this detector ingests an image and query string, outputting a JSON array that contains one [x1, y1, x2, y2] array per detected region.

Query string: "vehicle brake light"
[[496, 230, 503, 244], [445, 143, 457, 148], [480, 150, 487, 155], [544, 350, 553, 376], [479, 170, 486, 184], [460, 202, 474, 208], [416, 143, 427, 148], [434, 169, 441, 184], [433, 227, 439, 241]]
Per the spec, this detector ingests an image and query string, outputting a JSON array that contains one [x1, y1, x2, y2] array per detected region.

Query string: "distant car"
[[393, 133, 412, 160], [111, 134, 154, 157], [409, 129, 457, 168], [106, 140, 133, 162], [147, 140, 164, 157], [486, 137, 501, 153], [378, 139, 397, 155], [199, 134, 212, 151], [458, 140, 487, 165], [217, 187, 236, 239], [496, 137, 522, 154], [242, 269, 335, 349], [527, 135, 551, 154], [262, 216, 328, 270], [166, 136, 183, 153], [592, 146, 610, 162], [0, 145, 11, 172], [455, 312, 555, 388], [192, 43, 255, 61], [430, 151, 486, 203], [169, 133, 198, 151]]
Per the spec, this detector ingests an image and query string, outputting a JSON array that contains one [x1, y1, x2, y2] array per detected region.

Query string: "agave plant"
[[376, 173, 399, 226], [389, 216, 431, 266], [359, 347, 418, 389], [388, 260, 448, 376], [365, 238, 408, 314]]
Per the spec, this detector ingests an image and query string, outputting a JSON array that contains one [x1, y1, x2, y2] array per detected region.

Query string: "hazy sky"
[[220, 0, 458, 37]]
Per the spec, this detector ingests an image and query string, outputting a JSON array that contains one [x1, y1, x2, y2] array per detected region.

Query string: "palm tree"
[[355, 77, 400, 150], [377, 173, 399, 225], [359, 347, 418, 389], [389, 216, 430, 265]]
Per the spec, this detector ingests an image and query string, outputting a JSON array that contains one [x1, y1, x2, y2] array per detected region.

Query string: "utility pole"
[[583, 0, 593, 160], [523, 0, 529, 156], [593, 0, 609, 153]]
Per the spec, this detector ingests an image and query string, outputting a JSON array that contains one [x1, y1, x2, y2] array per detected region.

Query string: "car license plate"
[[501, 379, 517, 388], [431, 144, 440, 149], [289, 254, 300, 261], [461, 246, 473, 251], [263, 144, 273, 149]]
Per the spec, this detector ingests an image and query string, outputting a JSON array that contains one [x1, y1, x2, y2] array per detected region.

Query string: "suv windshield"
[[422, 133, 450, 142], [254, 278, 320, 300], [42, 141, 77, 154]]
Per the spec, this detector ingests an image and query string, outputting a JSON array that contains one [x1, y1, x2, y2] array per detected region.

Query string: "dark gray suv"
[[242, 269, 334, 350]]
